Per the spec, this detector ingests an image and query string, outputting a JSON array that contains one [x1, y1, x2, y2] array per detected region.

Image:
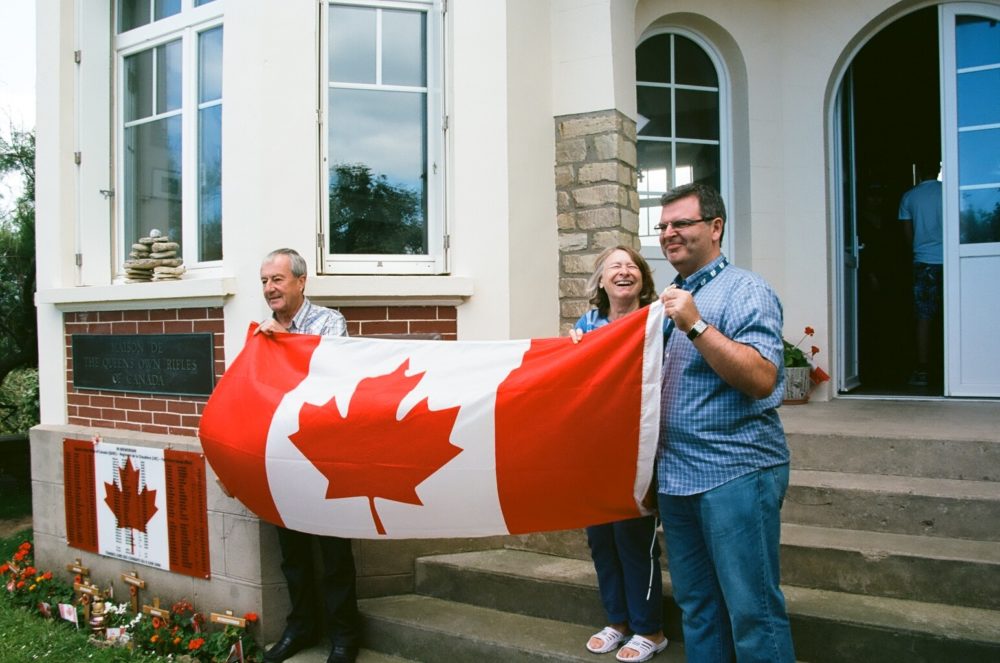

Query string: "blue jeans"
[[586, 515, 663, 635], [658, 465, 794, 663]]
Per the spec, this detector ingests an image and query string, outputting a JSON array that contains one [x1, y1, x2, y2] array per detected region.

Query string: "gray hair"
[[263, 248, 307, 277]]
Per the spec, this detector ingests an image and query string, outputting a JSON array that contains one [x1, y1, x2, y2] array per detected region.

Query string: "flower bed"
[[1, 537, 261, 661]]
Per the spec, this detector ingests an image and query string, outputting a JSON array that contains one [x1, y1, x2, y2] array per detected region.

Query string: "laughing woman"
[[571, 245, 669, 663]]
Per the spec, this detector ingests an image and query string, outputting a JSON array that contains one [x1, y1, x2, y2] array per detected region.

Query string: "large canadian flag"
[[199, 303, 663, 538]]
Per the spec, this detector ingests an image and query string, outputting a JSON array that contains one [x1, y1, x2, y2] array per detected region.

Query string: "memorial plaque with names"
[[71, 333, 215, 396], [63, 439, 211, 579], [64, 439, 99, 553]]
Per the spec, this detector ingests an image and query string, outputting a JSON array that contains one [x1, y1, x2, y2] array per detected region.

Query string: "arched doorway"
[[836, 3, 1000, 398]]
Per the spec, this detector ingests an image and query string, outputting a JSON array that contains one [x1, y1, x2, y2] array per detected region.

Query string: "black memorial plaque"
[[71, 334, 215, 396]]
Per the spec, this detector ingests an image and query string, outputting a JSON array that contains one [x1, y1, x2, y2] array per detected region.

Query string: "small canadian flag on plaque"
[[63, 438, 210, 578]]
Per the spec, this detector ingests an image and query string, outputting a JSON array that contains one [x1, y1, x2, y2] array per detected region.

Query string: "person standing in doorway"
[[256, 248, 360, 663], [655, 183, 795, 663], [898, 158, 943, 387]]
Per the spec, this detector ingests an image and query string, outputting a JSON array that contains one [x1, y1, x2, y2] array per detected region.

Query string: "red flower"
[[23, 566, 35, 576], [0, 563, 9, 574], [804, 326, 815, 336], [811, 345, 820, 356], [16, 580, 25, 589], [13, 551, 26, 562], [188, 637, 205, 650], [172, 599, 194, 614], [152, 616, 162, 629], [243, 612, 258, 623]]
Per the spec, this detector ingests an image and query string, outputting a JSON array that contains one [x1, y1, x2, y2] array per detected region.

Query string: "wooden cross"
[[120, 571, 146, 614], [142, 597, 170, 621], [210, 610, 247, 628]]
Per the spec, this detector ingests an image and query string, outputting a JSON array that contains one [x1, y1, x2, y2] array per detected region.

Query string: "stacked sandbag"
[[123, 229, 186, 283]]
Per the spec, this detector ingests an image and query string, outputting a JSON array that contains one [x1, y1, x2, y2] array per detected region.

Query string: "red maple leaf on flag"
[[289, 359, 462, 535], [104, 457, 159, 533]]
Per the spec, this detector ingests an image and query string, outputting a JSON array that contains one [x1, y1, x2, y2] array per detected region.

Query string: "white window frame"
[[319, 0, 448, 275], [113, 0, 224, 274], [635, 28, 732, 257]]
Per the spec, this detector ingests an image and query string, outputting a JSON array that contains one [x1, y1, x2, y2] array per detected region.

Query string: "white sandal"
[[615, 634, 669, 662], [586, 626, 627, 654]]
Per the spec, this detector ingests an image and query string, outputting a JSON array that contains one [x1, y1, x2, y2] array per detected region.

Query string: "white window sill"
[[35, 274, 475, 311], [36, 276, 239, 312], [307, 275, 474, 307]]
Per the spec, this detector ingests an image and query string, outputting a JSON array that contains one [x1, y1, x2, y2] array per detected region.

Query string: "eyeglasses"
[[653, 218, 714, 233]]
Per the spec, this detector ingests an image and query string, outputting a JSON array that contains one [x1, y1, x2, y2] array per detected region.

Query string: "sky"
[[0, 0, 36, 214]]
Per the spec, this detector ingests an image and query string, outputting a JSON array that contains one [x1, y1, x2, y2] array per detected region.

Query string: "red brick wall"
[[342, 305, 457, 339], [64, 305, 457, 437], [65, 308, 225, 437]]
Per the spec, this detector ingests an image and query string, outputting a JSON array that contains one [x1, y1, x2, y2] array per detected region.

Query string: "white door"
[[941, 4, 1000, 397], [835, 72, 861, 391]]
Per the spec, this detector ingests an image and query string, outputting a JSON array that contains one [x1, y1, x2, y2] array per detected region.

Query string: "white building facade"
[[32, 0, 1000, 638]]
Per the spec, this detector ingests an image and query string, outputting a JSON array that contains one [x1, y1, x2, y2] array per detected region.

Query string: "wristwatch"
[[687, 319, 709, 340]]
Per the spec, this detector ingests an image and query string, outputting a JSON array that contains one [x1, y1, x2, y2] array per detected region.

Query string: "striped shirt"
[[279, 297, 347, 338], [657, 255, 788, 496]]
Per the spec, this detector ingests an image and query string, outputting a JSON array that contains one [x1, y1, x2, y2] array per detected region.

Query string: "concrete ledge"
[[405, 549, 1000, 663], [786, 469, 1000, 540], [781, 523, 1000, 610], [360, 594, 686, 663], [36, 275, 238, 311]]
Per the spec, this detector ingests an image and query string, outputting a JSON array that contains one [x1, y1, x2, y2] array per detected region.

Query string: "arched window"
[[635, 32, 726, 246]]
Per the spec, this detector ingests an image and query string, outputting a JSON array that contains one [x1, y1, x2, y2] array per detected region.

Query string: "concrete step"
[[785, 469, 1000, 540], [411, 549, 1000, 663], [415, 547, 679, 636], [781, 523, 1000, 610], [787, 432, 1000, 481], [509, 520, 1000, 610], [275, 645, 418, 662], [779, 400, 1000, 482], [358, 593, 686, 662], [783, 583, 1000, 663]]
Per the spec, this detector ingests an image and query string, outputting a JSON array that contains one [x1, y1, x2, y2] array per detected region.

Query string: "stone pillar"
[[555, 109, 639, 332]]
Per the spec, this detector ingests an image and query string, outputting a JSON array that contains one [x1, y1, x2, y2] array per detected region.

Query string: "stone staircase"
[[309, 402, 1000, 662]]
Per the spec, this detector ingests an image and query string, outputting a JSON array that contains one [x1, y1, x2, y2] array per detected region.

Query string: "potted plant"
[[783, 326, 830, 404]]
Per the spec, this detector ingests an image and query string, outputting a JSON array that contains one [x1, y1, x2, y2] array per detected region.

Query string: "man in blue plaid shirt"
[[655, 184, 794, 663]]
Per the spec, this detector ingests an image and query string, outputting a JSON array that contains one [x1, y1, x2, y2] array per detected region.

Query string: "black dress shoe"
[[327, 642, 358, 663], [263, 632, 316, 663]]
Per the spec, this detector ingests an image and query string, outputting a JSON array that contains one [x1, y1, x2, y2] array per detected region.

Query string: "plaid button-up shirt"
[[279, 297, 347, 338], [657, 255, 788, 496]]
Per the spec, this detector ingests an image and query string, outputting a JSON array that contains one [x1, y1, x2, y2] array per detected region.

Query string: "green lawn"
[[0, 598, 166, 663], [0, 529, 168, 663]]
